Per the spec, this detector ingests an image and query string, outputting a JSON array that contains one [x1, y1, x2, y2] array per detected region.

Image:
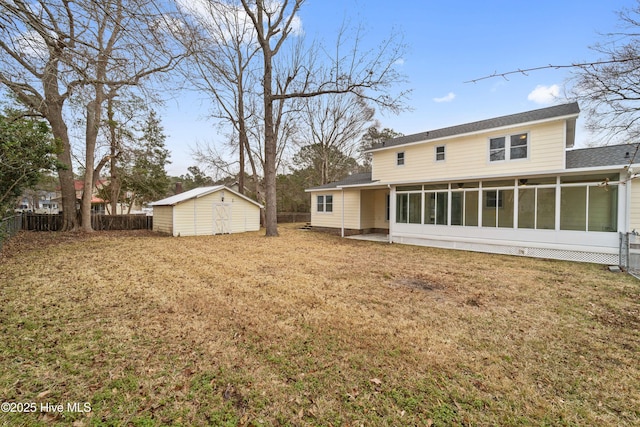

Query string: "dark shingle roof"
[[566, 143, 640, 169], [306, 172, 375, 191], [368, 102, 580, 151]]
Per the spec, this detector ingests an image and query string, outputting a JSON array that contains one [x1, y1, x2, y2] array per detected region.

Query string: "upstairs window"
[[510, 133, 528, 159], [396, 151, 405, 166], [489, 133, 528, 162], [489, 137, 505, 161], [435, 145, 445, 162]]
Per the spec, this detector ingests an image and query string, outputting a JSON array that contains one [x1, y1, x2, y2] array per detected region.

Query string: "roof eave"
[[365, 113, 580, 154]]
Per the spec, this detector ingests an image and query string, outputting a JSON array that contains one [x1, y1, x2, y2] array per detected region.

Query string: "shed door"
[[213, 203, 231, 234]]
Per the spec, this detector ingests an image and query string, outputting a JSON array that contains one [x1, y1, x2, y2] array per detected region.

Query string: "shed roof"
[[367, 102, 580, 152], [150, 185, 263, 208], [306, 172, 377, 191], [566, 143, 640, 169]]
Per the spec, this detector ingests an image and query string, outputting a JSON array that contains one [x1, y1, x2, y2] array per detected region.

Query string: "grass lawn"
[[0, 224, 639, 426]]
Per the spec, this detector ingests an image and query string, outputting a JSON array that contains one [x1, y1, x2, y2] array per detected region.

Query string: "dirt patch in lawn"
[[0, 224, 638, 426], [391, 275, 444, 291]]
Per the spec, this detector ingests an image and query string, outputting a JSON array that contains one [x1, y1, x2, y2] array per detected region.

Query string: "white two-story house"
[[307, 102, 640, 265]]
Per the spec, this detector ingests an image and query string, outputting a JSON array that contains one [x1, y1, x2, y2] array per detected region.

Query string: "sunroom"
[[391, 172, 623, 264]]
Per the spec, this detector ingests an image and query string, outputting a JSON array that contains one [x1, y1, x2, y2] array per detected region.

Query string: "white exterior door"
[[213, 203, 231, 234]]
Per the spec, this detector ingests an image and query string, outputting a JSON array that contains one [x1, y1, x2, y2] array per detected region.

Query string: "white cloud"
[[14, 30, 49, 60], [394, 58, 405, 66], [176, 0, 302, 41], [433, 92, 455, 103], [528, 84, 560, 105]]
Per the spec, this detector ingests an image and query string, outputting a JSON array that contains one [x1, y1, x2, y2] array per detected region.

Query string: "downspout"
[[624, 167, 632, 234], [623, 168, 632, 269], [387, 184, 393, 244], [341, 188, 345, 238]]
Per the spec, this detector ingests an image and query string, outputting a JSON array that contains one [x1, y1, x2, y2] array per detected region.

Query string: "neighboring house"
[[73, 180, 108, 214], [307, 102, 640, 265], [150, 186, 263, 236], [15, 190, 59, 213], [48, 180, 107, 214]]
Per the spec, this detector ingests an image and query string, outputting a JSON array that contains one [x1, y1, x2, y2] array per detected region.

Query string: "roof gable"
[[367, 102, 580, 152], [151, 185, 263, 208]]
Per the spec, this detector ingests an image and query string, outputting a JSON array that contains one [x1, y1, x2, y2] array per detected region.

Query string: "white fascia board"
[[337, 183, 387, 190], [306, 182, 385, 192], [305, 187, 338, 193]]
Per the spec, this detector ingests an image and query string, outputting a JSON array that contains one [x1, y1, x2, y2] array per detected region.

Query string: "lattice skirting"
[[393, 236, 619, 265]]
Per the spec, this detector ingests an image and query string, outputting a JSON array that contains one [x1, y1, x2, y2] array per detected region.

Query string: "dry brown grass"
[[1, 225, 639, 426]]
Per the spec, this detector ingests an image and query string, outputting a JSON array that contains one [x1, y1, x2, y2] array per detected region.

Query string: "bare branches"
[[463, 1, 640, 146], [464, 58, 639, 84], [1, 0, 188, 230]]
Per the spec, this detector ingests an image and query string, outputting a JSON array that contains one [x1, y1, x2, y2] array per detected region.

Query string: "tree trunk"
[[238, 122, 246, 195], [48, 106, 78, 231], [108, 97, 119, 215], [81, 86, 104, 231], [42, 58, 78, 231], [237, 54, 246, 195], [262, 49, 278, 236]]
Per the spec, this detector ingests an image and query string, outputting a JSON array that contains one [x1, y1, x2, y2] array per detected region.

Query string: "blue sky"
[[161, 0, 636, 176]]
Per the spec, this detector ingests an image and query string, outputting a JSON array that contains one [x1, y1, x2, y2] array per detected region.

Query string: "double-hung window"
[[396, 152, 405, 166], [489, 133, 528, 162], [489, 137, 506, 161], [435, 145, 445, 162], [317, 195, 333, 213]]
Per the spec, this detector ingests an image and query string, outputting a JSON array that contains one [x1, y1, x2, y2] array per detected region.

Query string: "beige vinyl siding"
[[372, 121, 566, 183], [361, 189, 389, 229], [153, 206, 173, 234], [173, 198, 197, 236], [171, 190, 261, 236], [311, 190, 361, 229], [230, 197, 261, 232], [630, 180, 640, 231], [194, 195, 215, 235]]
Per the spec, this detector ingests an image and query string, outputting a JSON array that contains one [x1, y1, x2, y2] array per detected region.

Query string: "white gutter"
[[341, 189, 345, 238], [387, 184, 393, 244]]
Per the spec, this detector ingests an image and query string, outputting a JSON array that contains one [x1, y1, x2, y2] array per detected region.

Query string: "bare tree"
[[177, 0, 261, 195], [569, 2, 640, 143], [359, 125, 404, 170], [297, 93, 374, 185], [465, 1, 640, 146], [1, 0, 80, 230], [1, 0, 185, 231], [239, 0, 409, 236]]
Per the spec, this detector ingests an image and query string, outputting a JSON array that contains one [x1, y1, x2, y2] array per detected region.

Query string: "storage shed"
[[150, 186, 262, 236]]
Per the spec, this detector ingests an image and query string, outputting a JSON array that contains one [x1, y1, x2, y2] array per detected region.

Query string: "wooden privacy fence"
[[22, 213, 152, 231], [89, 214, 153, 231], [22, 213, 62, 231], [0, 215, 23, 251]]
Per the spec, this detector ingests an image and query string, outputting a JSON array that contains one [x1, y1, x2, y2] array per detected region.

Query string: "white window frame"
[[488, 132, 529, 163], [396, 151, 405, 166], [435, 145, 446, 162], [317, 194, 333, 213]]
